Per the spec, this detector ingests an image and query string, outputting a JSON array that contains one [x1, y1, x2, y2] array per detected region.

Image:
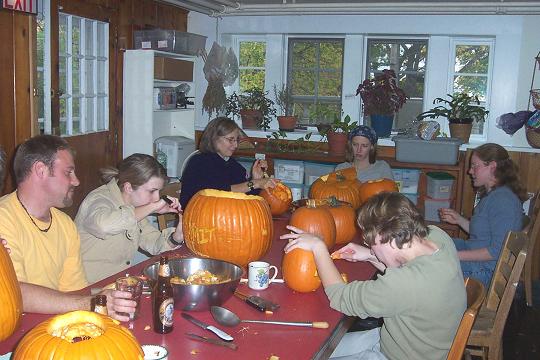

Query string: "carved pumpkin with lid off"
[[0, 243, 22, 341], [13, 310, 143, 359], [260, 182, 292, 216], [183, 189, 273, 267], [289, 199, 336, 249], [310, 168, 362, 209]]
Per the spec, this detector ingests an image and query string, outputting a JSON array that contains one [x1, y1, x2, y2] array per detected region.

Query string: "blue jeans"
[[453, 239, 495, 289]]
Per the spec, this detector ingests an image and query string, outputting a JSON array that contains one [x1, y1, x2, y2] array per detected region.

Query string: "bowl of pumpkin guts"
[[143, 257, 243, 311]]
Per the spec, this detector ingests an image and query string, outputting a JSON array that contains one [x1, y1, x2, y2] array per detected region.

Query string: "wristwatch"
[[168, 233, 182, 246], [247, 180, 255, 191]]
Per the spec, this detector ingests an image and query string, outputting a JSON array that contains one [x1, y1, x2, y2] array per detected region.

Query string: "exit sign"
[[2, 0, 38, 14]]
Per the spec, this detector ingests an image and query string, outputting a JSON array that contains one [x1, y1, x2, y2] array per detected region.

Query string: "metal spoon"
[[210, 306, 329, 329]]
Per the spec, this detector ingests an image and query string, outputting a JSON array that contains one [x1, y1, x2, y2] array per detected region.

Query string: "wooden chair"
[[447, 277, 486, 360], [157, 181, 181, 231], [465, 231, 528, 360], [523, 190, 540, 307]]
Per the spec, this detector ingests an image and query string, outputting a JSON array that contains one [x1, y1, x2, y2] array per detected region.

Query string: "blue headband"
[[348, 125, 378, 145]]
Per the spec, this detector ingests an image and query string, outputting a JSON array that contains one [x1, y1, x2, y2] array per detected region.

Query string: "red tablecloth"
[[0, 217, 376, 359]]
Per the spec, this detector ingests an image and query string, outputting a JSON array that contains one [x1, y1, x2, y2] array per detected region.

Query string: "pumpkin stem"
[[327, 196, 339, 207], [336, 172, 346, 181]]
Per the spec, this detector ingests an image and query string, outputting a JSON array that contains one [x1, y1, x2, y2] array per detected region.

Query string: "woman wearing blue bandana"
[[334, 125, 394, 182]]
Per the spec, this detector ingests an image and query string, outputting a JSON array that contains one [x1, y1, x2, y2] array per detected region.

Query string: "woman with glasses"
[[180, 117, 277, 209], [439, 143, 527, 288]]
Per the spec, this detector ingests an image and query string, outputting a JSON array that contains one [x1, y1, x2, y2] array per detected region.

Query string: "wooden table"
[[0, 218, 376, 359]]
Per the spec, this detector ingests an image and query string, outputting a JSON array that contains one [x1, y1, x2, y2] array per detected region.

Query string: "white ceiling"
[[163, 0, 540, 16]]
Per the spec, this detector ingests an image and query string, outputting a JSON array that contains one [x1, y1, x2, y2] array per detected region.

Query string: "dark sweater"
[[180, 152, 253, 209]]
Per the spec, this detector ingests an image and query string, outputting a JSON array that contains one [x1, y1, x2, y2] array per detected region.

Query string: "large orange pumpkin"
[[183, 189, 273, 267], [310, 168, 362, 209], [359, 178, 399, 203], [282, 249, 321, 293], [325, 197, 358, 245], [260, 182, 292, 216], [289, 200, 336, 249], [0, 242, 22, 341], [13, 311, 143, 359]]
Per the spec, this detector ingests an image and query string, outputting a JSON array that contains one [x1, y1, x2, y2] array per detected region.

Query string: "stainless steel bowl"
[[143, 257, 243, 312]]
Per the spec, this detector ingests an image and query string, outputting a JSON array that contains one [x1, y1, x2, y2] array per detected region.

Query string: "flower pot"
[[370, 114, 394, 138], [277, 115, 297, 132], [327, 131, 348, 156], [449, 123, 473, 144], [240, 109, 263, 129]]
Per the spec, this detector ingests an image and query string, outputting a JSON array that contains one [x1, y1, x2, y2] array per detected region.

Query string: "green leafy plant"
[[226, 88, 276, 130], [356, 69, 408, 116], [330, 114, 358, 134], [416, 92, 489, 124], [265, 131, 322, 153], [273, 84, 295, 116]]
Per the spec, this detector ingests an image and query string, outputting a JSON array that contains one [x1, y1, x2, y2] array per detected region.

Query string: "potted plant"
[[416, 92, 489, 143], [226, 88, 276, 131], [356, 69, 408, 138], [327, 114, 358, 156], [273, 84, 297, 131]]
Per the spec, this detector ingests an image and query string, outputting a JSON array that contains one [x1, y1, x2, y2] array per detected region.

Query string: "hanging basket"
[[531, 89, 540, 111], [525, 126, 540, 149]]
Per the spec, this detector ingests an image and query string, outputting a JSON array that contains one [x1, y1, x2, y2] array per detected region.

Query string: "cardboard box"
[[154, 57, 193, 81]]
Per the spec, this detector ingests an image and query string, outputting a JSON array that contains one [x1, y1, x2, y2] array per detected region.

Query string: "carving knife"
[[185, 333, 238, 350], [181, 312, 234, 341]]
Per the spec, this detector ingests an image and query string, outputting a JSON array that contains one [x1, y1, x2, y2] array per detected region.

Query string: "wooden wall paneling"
[[13, 13, 34, 139]]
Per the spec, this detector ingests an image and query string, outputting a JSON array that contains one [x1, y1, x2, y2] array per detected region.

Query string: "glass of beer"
[[115, 276, 143, 320]]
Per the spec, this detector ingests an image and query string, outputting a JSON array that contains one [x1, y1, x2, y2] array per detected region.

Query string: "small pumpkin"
[[282, 248, 321, 293], [183, 189, 273, 267], [358, 178, 399, 203], [325, 197, 358, 245], [13, 310, 143, 359], [289, 199, 336, 249], [310, 168, 362, 209], [0, 242, 22, 341], [260, 182, 293, 216]]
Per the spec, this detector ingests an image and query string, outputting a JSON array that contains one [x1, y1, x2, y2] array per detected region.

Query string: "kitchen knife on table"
[[181, 312, 234, 341]]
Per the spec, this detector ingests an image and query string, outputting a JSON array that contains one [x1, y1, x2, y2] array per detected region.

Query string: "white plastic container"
[[424, 197, 451, 222], [392, 168, 421, 194], [304, 162, 336, 186], [284, 182, 304, 201], [392, 136, 462, 165], [426, 172, 455, 200], [274, 159, 304, 184]]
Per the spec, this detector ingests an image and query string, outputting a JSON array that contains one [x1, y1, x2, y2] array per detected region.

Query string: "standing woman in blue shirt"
[[180, 117, 277, 209], [439, 143, 527, 287]]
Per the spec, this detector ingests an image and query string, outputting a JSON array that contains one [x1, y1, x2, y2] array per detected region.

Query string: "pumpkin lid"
[[198, 188, 264, 201]]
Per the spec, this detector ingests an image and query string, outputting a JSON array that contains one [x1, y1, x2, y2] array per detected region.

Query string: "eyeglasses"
[[222, 136, 240, 144], [470, 161, 487, 170]]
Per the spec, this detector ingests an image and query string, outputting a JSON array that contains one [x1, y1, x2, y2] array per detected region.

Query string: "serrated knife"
[[181, 312, 234, 341]]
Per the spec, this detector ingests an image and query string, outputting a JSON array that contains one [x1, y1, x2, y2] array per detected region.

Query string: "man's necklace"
[[16, 193, 53, 232]]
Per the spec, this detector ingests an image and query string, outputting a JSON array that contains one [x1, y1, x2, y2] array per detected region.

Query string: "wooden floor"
[[502, 282, 540, 360]]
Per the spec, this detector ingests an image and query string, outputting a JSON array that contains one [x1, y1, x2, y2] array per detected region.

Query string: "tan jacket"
[[75, 180, 175, 283]]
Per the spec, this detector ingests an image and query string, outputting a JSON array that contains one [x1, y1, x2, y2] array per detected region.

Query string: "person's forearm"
[[458, 217, 470, 233], [20, 282, 91, 314], [366, 258, 387, 272], [312, 245, 344, 287], [133, 203, 159, 221], [458, 247, 493, 261], [231, 182, 252, 193]]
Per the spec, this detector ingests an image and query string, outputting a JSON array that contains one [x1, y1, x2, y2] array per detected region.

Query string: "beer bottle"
[[153, 256, 174, 334], [94, 295, 108, 316]]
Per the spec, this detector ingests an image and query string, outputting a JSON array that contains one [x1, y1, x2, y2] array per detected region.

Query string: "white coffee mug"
[[248, 261, 278, 290]]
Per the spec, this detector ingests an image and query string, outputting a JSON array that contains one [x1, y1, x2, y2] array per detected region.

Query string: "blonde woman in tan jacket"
[[75, 153, 183, 283]]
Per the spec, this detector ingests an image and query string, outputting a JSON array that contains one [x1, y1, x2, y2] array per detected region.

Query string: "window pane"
[[400, 73, 425, 99], [97, 23, 106, 57], [60, 98, 67, 134], [85, 20, 93, 55], [85, 60, 94, 94], [72, 57, 80, 94], [239, 41, 265, 67], [291, 70, 315, 96], [291, 42, 316, 68], [453, 75, 488, 101], [72, 18, 80, 56], [37, 71, 44, 119], [86, 98, 94, 131], [59, 56, 67, 95], [72, 98, 81, 134], [97, 60, 106, 94], [319, 42, 343, 70], [455, 45, 489, 74], [59, 14, 67, 54], [37, 19, 45, 68], [319, 72, 341, 97], [97, 97, 106, 130], [239, 69, 265, 92]]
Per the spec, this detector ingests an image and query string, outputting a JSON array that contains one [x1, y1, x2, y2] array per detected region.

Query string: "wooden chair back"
[[523, 190, 540, 306], [157, 181, 181, 231], [447, 277, 486, 360]]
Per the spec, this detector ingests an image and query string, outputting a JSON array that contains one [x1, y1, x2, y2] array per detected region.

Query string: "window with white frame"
[[450, 40, 493, 136], [36, 3, 109, 136], [365, 38, 428, 131], [238, 40, 266, 92], [287, 38, 344, 125]]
